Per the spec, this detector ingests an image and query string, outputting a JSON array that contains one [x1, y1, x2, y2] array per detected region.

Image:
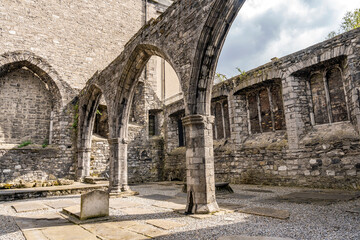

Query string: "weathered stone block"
[[80, 190, 109, 220]]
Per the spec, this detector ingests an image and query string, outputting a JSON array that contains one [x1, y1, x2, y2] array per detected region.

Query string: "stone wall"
[[0, 68, 52, 144], [0, 0, 171, 184], [90, 135, 110, 178], [161, 28, 360, 189]]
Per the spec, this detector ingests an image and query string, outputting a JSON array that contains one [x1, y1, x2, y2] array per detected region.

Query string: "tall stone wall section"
[[0, 0, 169, 184], [162, 28, 360, 189], [0, 0, 145, 89]]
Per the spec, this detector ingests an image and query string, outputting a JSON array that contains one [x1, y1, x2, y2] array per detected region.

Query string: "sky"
[[216, 0, 359, 78]]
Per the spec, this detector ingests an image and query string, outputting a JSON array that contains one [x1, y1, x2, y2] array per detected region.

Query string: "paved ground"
[[0, 182, 359, 240]]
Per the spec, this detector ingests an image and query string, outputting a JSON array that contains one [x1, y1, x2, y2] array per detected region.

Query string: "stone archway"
[[82, 0, 246, 213], [77, 84, 107, 180], [0, 51, 65, 145], [108, 44, 184, 194]]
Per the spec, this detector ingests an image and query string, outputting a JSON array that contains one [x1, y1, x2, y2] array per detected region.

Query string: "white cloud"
[[217, 0, 359, 78]]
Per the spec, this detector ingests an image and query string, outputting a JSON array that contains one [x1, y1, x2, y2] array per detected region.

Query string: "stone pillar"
[[282, 76, 308, 149], [182, 114, 219, 214], [77, 147, 91, 180], [108, 138, 130, 194]]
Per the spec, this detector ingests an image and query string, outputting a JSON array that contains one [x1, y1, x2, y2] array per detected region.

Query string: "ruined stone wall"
[[90, 135, 110, 178], [0, 0, 145, 89], [162, 28, 360, 189], [0, 0, 173, 184], [0, 68, 52, 144]]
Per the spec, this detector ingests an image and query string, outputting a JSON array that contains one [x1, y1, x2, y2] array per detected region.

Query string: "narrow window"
[[270, 84, 286, 130], [310, 73, 329, 124], [259, 88, 272, 132], [178, 118, 185, 147], [149, 114, 156, 136], [215, 102, 224, 139], [248, 92, 261, 134], [327, 68, 348, 122], [223, 100, 231, 138]]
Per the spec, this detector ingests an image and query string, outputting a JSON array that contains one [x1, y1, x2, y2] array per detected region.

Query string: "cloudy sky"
[[216, 0, 359, 78]]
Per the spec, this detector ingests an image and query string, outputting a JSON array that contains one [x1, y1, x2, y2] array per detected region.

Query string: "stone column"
[[182, 114, 219, 214], [108, 138, 130, 194], [282, 76, 308, 149], [77, 147, 91, 180]]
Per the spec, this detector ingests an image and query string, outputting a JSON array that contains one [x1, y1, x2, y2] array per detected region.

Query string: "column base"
[[186, 202, 219, 214], [109, 189, 139, 198]]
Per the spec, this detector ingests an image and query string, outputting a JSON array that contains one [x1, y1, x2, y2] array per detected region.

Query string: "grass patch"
[[18, 140, 32, 148]]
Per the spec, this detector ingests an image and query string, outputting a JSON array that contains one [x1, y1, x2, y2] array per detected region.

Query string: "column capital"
[[107, 138, 129, 144], [181, 114, 214, 126]]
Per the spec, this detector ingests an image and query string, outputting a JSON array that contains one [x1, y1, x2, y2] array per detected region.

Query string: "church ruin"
[[1, 0, 359, 214]]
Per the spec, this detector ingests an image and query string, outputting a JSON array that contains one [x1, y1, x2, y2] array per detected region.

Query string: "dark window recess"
[[310, 73, 329, 124], [259, 88, 272, 132], [215, 102, 224, 139], [178, 119, 185, 147], [149, 114, 156, 136], [248, 92, 261, 134], [327, 68, 348, 122], [270, 84, 286, 130], [223, 101, 231, 138]]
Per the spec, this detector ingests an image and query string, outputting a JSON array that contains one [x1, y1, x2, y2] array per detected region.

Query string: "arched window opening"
[[211, 97, 231, 139], [244, 80, 285, 134], [0, 67, 52, 144], [327, 68, 348, 123], [309, 67, 349, 125]]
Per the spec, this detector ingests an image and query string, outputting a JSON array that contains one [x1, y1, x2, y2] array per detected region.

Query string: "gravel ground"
[[0, 183, 359, 240]]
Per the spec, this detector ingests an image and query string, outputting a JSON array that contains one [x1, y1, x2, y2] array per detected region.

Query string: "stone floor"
[[0, 182, 359, 240]]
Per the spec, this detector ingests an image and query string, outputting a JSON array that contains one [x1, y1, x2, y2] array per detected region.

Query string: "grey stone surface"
[[12, 202, 49, 213], [277, 190, 360, 204], [80, 190, 109, 220], [238, 207, 290, 220], [45, 200, 78, 209], [218, 236, 294, 240], [146, 219, 185, 230]]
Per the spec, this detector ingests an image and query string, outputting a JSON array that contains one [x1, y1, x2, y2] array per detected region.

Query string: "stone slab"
[[15, 213, 70, 230], [277, 190, 360, 204], [121, 207, 157, 215], [237, 207, 290, 220], [127, 223, 168, 238], [140, 194, 174, 201], [12, 202, 49, 213], [81, 221, 148, 240], [218, 203, 246, 211], [45, 199, 78, 209], [346, 207, 360, 214], [63, 205, 81, 218], [244, 189, 274, 193], [22, 229, 48, 240], [218, 236, 294, 240], [41, 224, 99, 240], [152, 201, 186, 210], [218, 193, 255, 200], [110, 199, 140, 209], [80, 190, 109, 220], [146, 219, 185, 230]]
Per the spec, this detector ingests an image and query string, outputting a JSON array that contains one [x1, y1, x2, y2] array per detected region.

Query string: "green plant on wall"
[[326, 8, 360, 39], [215, 73, 227, 82], [96, 109, 102, 116], [18, 140, 32, 148], [42, 139, 49, 148]]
